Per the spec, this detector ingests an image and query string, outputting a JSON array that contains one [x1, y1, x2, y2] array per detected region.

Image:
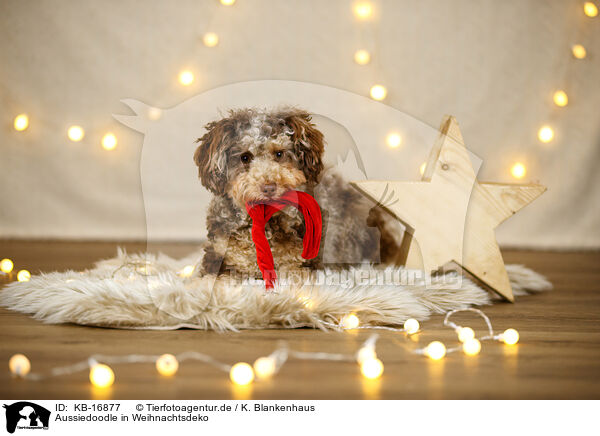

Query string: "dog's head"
[[194, 107, 324, 206]]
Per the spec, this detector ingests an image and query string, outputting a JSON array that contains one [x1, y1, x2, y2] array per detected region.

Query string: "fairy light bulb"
[[180, 265, 195, 277], [203, 32, 219, 47], [147, 107, 162, 121], [1, 258, 14, 273], [419, 162, 426, 176], [457, 327, 475, 343], [584, 2, 598, 17], [511, 162, 526, 179], [572, 44, 587, 59], [89, 363, 114, 388], [370, 85, 387, 101], [553, 90, 568, 107], [386, 133, 402, 148], [9, 354, 31, 376], [101, 133, 117, 151], [230, 362, 254, 385], [403, 318, 420, 334], [501, 328, 520, 345], [360, 358, 383, 379], [67, 125, 84, 142], [425, 341, 446, 360], [156, 354, 179, 376], [463, 338, 481, 356], [17, 270, 31, 282], [354, 49, 371, 65], [538, 126, 554, 143], [14, 114, 29, 131], [253, 357, 276, 379], [353, 2, 373, 19], [341, 313, 360, 329], [178, 70, 194, 86], [220, 0, 235, 5], [356, 347, 377, 364]]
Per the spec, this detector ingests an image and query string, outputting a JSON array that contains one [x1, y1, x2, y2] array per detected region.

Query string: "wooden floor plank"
[[0, 240, 599, 399]]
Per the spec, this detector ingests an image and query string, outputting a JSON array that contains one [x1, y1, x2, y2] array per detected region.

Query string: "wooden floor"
[[0, 240, 599, 400]]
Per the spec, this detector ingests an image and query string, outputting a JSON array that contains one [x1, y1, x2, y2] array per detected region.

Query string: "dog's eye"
[[240, 152, 253, 164], [274, 150, 284, 159]]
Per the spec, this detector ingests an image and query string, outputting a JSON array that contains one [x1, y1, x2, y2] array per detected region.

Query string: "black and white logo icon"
[[3, 402, 50, 434]]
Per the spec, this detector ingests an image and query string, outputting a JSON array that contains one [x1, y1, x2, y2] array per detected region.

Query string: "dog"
[[193, 107, 403, 280]]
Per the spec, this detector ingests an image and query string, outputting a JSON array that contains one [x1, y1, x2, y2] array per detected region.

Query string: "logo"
[[3, 402, 50, 434]]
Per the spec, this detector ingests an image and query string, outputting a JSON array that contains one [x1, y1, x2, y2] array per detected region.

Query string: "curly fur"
[[194, 107, 398, 279]]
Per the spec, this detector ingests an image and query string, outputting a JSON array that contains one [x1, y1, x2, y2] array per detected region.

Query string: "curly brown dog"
[[193, 107, 403, 280]]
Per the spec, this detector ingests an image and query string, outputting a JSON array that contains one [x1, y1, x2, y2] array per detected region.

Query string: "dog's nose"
[[261, 183, 277, 197]]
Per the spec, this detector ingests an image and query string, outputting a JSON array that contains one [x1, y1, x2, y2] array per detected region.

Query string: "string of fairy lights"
[[7, 308, 520, 388], [9, 0, 597, 163]]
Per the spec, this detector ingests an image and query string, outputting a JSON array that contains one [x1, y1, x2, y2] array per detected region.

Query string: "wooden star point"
[[352, 116, 546, 302]]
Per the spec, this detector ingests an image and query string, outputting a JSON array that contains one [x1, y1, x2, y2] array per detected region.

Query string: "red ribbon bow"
[[245, 190, 322, 289]]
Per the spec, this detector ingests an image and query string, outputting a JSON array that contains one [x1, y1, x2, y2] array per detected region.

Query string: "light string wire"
[[10, 308, 520, 386], [17, 335, 377, 383]]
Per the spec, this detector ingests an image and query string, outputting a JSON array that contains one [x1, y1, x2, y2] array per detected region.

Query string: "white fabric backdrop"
[[1, 0, 599, 248]]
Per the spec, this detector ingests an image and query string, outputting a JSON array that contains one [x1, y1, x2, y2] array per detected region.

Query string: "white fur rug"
[[0, 249, 551, 331]]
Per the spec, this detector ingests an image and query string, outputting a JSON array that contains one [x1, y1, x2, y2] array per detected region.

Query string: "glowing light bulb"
[[147, 107, 162, 121], [584, 2, 598, 17], [17, 270, 30, 282], [403, 318, 420, 334], [220, 0, 235, 5], [156, 354, 179, 376], [425, 341, 446, 360], [354, 49, 371, 65], [462, 338, 481, 356], [178, 70, 194, 86], [370, 85, 387, 101], [14, 114, 29, 131], [67, 125, 85, 142], [102, 133, 117, 151], [511, 162, 526, 179], [501, 328, 519, 345], [538, 126, 554, 143], [353, 2, 373, 19], [230, 362, 254, 385], [89, 364, 114, 388], [341, 313, 360, 329], [1, 258, 14, 273], [180, 265, 195, 277], [457, 327, 475, 343], [419, 162, 426, 176], [572, 44, 587, 59], [9, 354, 31, 376], [360, 358, 383, 379], [253, 356, 276, 379], [356, 347, 377, 364], [386, 133, 402, 148], [553, 90, 568, 107], [203, 32, 219, 47]]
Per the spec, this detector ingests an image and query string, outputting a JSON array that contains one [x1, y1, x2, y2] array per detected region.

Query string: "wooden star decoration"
[[352, 116, 546, 301]]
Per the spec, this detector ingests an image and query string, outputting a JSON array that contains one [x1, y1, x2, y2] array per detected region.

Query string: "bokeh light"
[[101, 133, 117, 151], [14, 114, 29, 131], [354, 49, 371, 65], [67, 125, 85, 142], [511, 162, 526, 179], [538, 126, 554, 143], [178, 70, 194, 86], [370, 85, 387, 101]]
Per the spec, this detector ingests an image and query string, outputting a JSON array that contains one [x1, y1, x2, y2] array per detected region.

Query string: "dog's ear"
[[194, 118, 234, 194], [284, 111, 324, 185]]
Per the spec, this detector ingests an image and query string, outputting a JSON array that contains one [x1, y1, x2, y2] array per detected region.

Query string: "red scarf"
[[245, 190, 322, 289]]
